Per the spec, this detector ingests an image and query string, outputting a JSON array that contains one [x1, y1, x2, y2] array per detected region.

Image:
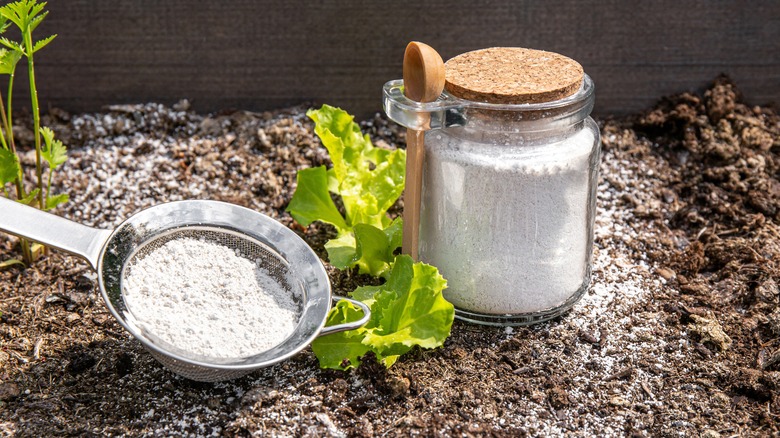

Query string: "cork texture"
[[444, 47, 584, 104]]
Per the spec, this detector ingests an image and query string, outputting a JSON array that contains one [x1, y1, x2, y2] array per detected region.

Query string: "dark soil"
[[1, 77, 779, 436]]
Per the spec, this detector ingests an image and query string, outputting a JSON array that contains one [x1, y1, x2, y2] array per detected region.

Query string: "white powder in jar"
[[420, 125, 598, 315], [122, 237, 299, 358]]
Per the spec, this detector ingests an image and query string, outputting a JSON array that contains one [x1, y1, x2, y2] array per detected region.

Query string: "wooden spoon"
[[402, 42, 445, 260]]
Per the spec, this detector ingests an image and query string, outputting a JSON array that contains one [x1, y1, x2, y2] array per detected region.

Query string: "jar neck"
[[444, 119, 587, 145], [447, 74, 595, 135], [383, 74, 596, 135]]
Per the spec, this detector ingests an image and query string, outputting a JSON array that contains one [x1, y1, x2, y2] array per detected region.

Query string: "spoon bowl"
[[403, 42, 445, 103]]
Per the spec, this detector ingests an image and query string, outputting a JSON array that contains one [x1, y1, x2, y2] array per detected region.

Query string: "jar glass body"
[[418, 83, 600, 325]]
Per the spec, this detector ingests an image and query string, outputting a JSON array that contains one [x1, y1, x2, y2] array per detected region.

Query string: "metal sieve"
[[0, 198, 369, 381]]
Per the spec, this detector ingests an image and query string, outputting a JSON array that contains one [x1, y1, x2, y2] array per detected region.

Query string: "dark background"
[[10, 0, 780, 117]]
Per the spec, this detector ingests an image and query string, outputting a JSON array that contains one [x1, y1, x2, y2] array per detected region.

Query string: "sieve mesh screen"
[[117, 226, 308, 381], [123, 227, 303, 303]]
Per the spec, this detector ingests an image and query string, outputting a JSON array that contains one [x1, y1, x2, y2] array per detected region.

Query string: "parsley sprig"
[[0, 1, 67, 266]]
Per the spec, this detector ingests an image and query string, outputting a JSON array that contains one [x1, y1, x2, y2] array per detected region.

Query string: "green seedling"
[[288, 104, 454, 369], [0, 0, 68, 266]]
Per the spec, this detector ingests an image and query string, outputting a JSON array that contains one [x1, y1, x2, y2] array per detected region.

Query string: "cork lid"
[[444, 47, 584, 105]]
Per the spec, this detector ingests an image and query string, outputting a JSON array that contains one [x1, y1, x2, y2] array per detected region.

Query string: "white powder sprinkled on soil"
[[123, 237, 299, 358], [33, 104, 716, 435]]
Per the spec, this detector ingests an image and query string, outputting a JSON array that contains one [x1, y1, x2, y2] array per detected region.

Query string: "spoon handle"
[[402, 129, 425, 260], [0, 196, 111, 269], [401, 41, 444, 261]]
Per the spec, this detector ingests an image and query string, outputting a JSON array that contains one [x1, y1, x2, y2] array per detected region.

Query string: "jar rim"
[[382, 74, 595, 132]]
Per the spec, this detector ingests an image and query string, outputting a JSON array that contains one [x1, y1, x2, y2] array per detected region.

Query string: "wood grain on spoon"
[[402, 42, 445, 260]]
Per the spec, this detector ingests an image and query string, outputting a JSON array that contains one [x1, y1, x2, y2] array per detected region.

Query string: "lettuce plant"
[[287, 105, 454, 369], [287, 105, 406, 278], [311, 254, 453, 368]]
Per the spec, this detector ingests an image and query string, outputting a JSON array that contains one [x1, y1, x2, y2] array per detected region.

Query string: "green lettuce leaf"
[[315, 255, 453, 370], [350, 284, 384, 309], [324, 219, 402, 278], [287, 166, 348, 232], [288, 105, 406, 276], [324, 232, 357, 270], [361, 147, 406, 220], [363, 256, 453, 355], [307, 105, 359, 185], [303, 104, 405, 230], [352, 218, 403, 279], [310, 299, 371, 370]]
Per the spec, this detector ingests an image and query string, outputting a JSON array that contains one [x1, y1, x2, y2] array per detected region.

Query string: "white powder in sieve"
[[420, 125, 598, 315], [122, 237, 299, 358]]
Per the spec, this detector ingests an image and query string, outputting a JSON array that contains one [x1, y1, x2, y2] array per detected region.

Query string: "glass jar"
[[383, 48, 600, 326]]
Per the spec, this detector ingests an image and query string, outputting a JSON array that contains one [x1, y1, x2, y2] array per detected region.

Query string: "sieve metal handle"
[[318, 296, 371, 336], [0, 197, 112, 270]]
